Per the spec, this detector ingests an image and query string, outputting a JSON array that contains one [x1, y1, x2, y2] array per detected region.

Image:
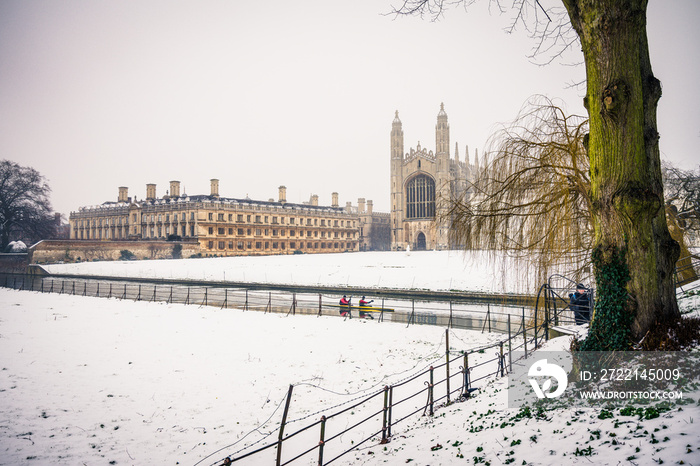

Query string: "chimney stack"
[[146, 183, 156, 201], [210, 179, 219, 198], [118, 187, 129, 203], [331, 192, 339, 208], [367, 200, 373, 214], [170, 180, 181, 198], [310, 194, 319, 206], [358, 198, 366, 214], [279, 185, 287, 203]]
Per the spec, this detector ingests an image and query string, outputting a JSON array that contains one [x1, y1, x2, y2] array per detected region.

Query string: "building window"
[[218, 228, 225, 235], [218, 241, 225, 249], [406, 174, 436, 219], [209, 213, 213, 221], [238, 228, 244, 235], [209, 227, 214, 234], [228, 228, 233, 235], [237, 214, 244, 222], [228, 241, 234, 249]]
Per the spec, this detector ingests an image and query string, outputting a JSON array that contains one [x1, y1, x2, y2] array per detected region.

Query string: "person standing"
[[569, 284, 591, 325]]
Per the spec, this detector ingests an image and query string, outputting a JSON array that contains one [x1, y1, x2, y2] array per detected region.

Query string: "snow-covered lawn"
[[44, 251, 559, 295], [0, 288, 506, 465], [2, 288, 699, 465], [3, 252, 698, 465]]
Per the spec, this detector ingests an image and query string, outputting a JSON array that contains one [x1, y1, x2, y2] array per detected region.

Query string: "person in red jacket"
[[359, 296, 374, 319], [339, 295, 351, 317]]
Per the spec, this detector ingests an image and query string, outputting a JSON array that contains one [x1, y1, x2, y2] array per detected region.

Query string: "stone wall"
[[29, 240, 201, 264], [0, 254, 30, 273]]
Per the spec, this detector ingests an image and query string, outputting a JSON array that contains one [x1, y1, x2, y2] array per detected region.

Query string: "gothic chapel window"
[[406, 174, 435, 219]]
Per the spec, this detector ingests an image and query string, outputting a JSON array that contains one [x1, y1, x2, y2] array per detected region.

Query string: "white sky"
[[1, 0, 698, 216]]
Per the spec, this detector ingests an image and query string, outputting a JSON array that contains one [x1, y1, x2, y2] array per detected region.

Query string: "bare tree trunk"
[[563, 0, 680, 341]]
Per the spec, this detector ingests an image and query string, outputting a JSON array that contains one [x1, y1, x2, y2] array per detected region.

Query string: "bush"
[[119, 250, 135, 261]]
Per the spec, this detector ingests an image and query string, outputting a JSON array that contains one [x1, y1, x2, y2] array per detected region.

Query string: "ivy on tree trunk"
[[563, 0, 680, 343]]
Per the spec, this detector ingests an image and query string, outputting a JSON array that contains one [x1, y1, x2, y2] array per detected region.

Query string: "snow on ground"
[[357, 336, 700, 466], [4, 252, 698, 465], [44, 251, 563, 295], [0, 288, 504, 465]]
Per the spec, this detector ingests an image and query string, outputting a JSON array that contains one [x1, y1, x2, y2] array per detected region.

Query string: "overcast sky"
[[1, 0, 698, 216]]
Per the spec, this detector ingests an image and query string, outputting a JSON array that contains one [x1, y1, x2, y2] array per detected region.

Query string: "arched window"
[[406, 175, 435, 219]]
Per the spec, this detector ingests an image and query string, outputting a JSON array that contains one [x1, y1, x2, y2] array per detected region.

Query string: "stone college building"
[[390, 103, 482, 251], [69, 180, 389, 257]]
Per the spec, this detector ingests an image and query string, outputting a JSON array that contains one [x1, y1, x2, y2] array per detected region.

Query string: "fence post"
[[108, 283, 112, 299], [318, 294, 322, 317], [427, 366, 434, 416], [522, 308, 528, 358], [488, 303, 492, 333], [445, 329, 451, 405], [137, 284, 141, 301], [462, 353, 471, 399], [534, 296, 539, 349], [266, 292, 272, 313], [388, 385, 394, 437], [96, 282, 100, 297], [508, 314, 513, 373], [186, 288, 190, 305], [244, 289, 249, 311], [406, 299, 416, 327], [203, 288, 208, 307], [481, 306, 490, 333], [151, 285, 156, 302], [289, 293, 296, 315], [276, 384, 294, 466], [381, 385, 390, 444], [318, 415, 327, 465], [221, 289, 228, 309], [499, 341, 504, 377], [448, 301, 453, 328]]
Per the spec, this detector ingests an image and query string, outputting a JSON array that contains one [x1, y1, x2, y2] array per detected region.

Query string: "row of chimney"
[[116, 180, 373, 213]]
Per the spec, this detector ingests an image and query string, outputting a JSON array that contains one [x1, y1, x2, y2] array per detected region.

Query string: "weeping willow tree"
[[444, 97, 592, 288]]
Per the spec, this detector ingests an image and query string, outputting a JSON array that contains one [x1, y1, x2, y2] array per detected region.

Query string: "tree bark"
[[563, 0, 680, 340]]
